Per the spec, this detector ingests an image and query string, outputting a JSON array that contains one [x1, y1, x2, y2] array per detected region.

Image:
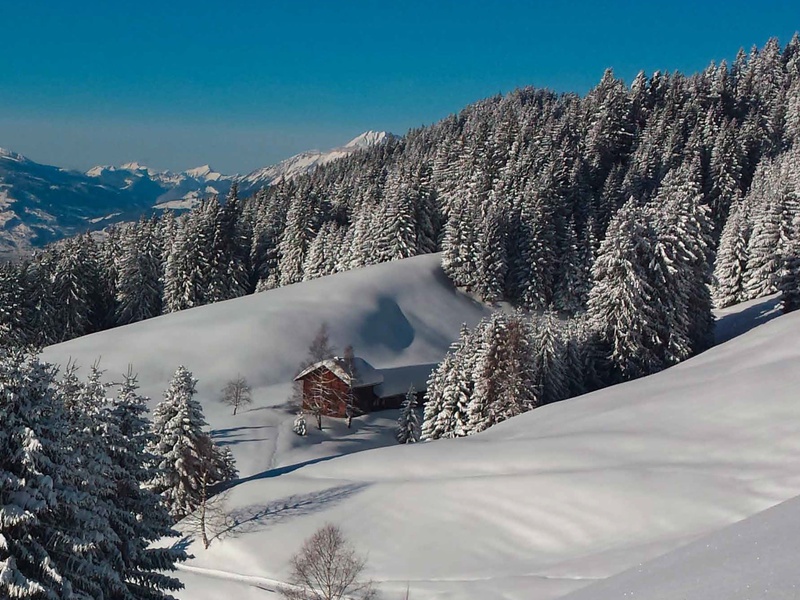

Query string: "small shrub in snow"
[[293, 413, 307, 436]]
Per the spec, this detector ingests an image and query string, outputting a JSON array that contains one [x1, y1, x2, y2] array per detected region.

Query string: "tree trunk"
[[199, 473, 210, 549]]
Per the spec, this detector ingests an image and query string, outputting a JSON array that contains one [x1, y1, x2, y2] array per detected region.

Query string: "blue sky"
[[1, 1, 799, 173]]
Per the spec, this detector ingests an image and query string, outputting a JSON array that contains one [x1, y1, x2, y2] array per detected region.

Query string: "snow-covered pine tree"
[[370, 173, 418, 264], [422, 324, 474, 440], [780, 211, 800, 313], [51, 235, 103, 341], [0, 351, 127, 599], [278, 187, 324, 286], [553, 219, 590, 314], [651, 159, 715, 360], [467, 312, 538, 434], [532, 311, 569, 405], [743, 151, 799, 299], [396, 385, 421, 444], [293, 413, 308, 436], [0, 351, 72, 598], [162, 214, 208, 313], [148, 366, 236, 519], [474, 198, 508, 303], [103, 368, 186, 598], [0, 263, 26, 348], [115, 220, 164, 325], [587, 198, 661, 382], [53, 362, 132, 599], [207, 189, 250, 302], [712, 200, 751, 308], [441, 196, 479, 289]]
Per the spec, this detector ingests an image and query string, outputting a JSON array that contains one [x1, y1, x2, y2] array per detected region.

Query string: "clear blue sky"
[[1, 1, 799, 173]]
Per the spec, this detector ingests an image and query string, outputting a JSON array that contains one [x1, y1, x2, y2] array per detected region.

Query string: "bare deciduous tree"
[[221, 374, 252, 415], [308, 322, 336, 364], [182, 444, 234, 549], [281, 524, 377, 600]]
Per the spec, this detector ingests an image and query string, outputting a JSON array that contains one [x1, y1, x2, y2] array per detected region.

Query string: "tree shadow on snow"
[[213, 483, 369, 540], [210, 424, 273, 447], [714, 295, 782, 345], [226, 454, 345, 489]]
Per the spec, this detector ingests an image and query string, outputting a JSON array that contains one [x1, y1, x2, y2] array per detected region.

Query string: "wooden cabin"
[[294, 357, 434, 417]]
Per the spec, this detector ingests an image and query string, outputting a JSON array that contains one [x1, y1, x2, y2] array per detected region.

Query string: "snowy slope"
[[238, 130, 395, 192], [41, 258, 800, 600], [41, 253, 490, 479], [561, 491, 800, 600]]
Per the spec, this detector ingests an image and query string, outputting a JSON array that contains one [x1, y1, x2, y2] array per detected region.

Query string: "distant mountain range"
[[0, 130, 393, 257]]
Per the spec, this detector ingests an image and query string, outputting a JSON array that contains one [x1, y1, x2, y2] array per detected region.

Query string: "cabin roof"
[[295, 356, 383, 389], [374, 363, 436, 398]]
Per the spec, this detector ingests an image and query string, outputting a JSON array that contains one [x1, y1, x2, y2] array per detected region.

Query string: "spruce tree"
[[104, 368, 186, 599], [587, 199, 661, 381], [396, 385, 421, 444], [148, 366, 236, 519], [422, 325, 474, 440], [713, 202, 751, 308]]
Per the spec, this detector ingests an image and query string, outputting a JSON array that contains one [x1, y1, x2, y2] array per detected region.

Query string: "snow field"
[[42, 256, 800, 599]]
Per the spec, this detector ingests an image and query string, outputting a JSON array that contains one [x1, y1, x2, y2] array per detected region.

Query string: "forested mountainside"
[[1, 37, 799, 357]]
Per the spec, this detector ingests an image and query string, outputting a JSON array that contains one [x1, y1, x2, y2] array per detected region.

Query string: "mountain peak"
[[120, 161, 149, 171], [0, 147, 29, 163], [343, 130, 394, 149], [185, 164, 213, 177]]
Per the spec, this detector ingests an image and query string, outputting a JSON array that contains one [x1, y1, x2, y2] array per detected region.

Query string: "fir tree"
[[396, 386, 421, 444], [104, 368, 186, 599], [148, 366, 236, 519], [587, 199, 661, 381]]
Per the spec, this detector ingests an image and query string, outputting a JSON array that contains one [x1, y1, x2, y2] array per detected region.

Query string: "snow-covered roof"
[[374, 363, 436, 398], [295, 357, 384, 389]]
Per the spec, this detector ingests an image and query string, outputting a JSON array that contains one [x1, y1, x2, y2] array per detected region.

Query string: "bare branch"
[[281, 524, 377, 600]]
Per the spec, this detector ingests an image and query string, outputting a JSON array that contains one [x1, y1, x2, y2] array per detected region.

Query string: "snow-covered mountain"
[[238, 130, 395, 193], [0, 130, 392, 257], [41, 254, 800, 600], [0, 147, 158, 256], [86, 161, 235, 211]]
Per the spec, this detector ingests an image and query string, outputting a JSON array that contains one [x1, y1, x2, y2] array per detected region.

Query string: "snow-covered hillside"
[[41, 256, 800, 600], [238, 130, 395, 192], [561, 491, 800, 600]]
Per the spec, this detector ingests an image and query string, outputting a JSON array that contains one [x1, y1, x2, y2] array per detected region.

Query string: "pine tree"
[[713, 201, 751, 308], [474, 199, 508, 303], [104, 368, 186, 599], [532, 312, 569, 405], [467, 312, 537, 434], [116, 221, 164, 325], [148, 366, 236, 519], [587, 199, 661, 381], [0, 351, 73, 599], [422, 325, 474, 440], [0, 352, 128, 599], [396, 386, 421, 444]]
